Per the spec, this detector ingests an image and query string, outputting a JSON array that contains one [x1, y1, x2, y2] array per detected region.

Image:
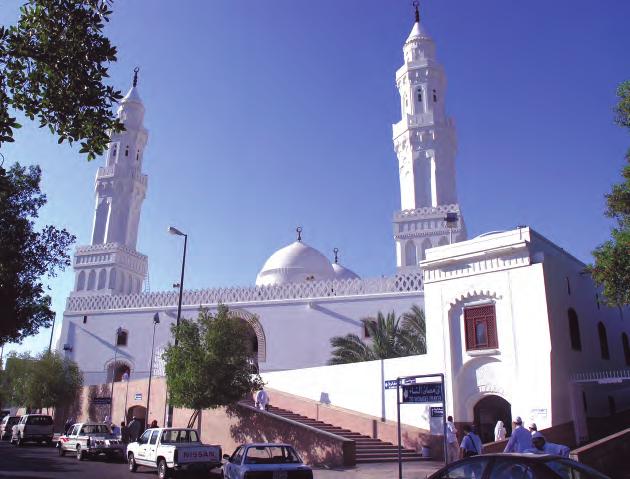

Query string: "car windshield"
[[81, 425, 110, 434], [26, 416, 53, 426], [160, 429, 199, 444], [244, 446, 302, 465], [7, 417, 19, 426]]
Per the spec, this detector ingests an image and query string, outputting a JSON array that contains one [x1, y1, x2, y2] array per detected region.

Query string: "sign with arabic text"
[[401, 382, 443, 403]]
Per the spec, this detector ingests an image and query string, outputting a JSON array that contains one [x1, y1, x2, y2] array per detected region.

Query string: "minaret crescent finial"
[[296, 226, 302, 242], [133, 67, 139, 87], [413, 0, 420, 23], [333, 247, 339, 264]]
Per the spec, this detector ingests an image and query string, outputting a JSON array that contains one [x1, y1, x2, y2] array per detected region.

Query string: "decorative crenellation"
[[66, 272, 423, 313], [395, 204, 460, 219], [423, 250, 530, 284]]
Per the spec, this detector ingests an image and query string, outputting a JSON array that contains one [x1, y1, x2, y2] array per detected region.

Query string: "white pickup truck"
[[126, 427, 221, 479]]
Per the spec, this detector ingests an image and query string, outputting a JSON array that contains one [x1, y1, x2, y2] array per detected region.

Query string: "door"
[[66, 425, 80, 452], [145, 430, 160, 464], [136, 430, 152, 464]]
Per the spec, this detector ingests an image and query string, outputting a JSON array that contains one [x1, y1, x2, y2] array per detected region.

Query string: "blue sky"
[[2, 0, 629, 357]]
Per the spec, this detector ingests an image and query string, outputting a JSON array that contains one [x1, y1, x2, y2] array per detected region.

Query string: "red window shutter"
[[464, 304, 498, 350]]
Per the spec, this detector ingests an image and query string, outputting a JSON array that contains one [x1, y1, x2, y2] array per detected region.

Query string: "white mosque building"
[[58, 7, 630, 444]]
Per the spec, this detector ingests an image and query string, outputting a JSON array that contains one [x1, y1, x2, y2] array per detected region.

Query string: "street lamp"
[[166, 226, 187, 427], [109, 326, 123, 418], [444, 212, 459, 244], [146, 312, 160, 426], [122, 371, 130, 424]]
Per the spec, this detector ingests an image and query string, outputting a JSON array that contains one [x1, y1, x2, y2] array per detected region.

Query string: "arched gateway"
[[473, 395, 512, 443]]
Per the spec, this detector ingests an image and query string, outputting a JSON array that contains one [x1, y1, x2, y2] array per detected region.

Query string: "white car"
[[57, 422, 125, 461], [222, 443, 313, 479], [12, 414, 54, 446], [126, 427, 221, 479], [0, 415, 20, 440]]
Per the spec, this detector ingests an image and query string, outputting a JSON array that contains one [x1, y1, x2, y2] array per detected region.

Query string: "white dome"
[[332, 262, 360, 281], [256, 241, 336, 286]]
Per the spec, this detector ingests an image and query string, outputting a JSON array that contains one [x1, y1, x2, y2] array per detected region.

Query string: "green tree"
[[591, 81, 630, 306], [163, 305, 264, 423], [0, 163, 75, 345], [328, 305, 427, 365], [0, 0, 122, 160], [2, 351, 81, 411]]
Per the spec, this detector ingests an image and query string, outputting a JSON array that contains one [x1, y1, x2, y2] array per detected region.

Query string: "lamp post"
[[166, 226, 187, 427], [444, 212, 459, 244], [146, 312, 160, 425], [122, 371, 130, 423], [109, 326, 123, 419]]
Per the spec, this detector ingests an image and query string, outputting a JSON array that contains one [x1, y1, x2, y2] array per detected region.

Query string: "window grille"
[[464, 304, 498, 350]]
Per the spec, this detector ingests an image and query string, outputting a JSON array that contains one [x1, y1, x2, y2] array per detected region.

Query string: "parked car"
[[222, 443, 313, 479], [57, 422, 125, 461], [427, 453, 610, 479], [11, 414, 54, 446], [0, 415, 20, 440], [126, 427, 221, 479]]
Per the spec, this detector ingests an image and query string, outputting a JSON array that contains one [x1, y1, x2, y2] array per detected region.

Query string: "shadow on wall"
[[225, 404, 351, 467], [87, 384, 111, 422]]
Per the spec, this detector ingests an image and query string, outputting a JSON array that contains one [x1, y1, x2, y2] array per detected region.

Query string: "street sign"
[[134, 393, 142, 401], [430, 406, 444, 418], [401, 382, 443, 403], [384, 380, 398, 390], [92, 397, 111, 405]]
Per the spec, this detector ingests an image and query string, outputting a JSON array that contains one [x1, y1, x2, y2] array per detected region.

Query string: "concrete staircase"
[[251, 401, 426, 463]]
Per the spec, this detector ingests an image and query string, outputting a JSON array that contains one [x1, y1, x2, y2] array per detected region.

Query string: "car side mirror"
[[222, 454, 230, 460]]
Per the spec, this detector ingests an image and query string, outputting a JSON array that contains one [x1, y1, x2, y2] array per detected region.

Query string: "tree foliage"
[[0, 0, 122, 160], [591, 81, 630, 306], [163, 305, 264, 412], [2, 351, 82, 410], [0, 163, 75, 345], [328, 305, 427, 365]]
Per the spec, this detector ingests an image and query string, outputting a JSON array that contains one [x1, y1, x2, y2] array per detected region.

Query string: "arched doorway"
[[237, 318, 259, 372], [127, 405, 146, 431], [106, 361, 131, 383], [473, 395, 512, 443]]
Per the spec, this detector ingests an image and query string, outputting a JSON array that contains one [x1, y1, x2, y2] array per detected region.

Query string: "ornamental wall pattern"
[[66, 272, 423, 313]]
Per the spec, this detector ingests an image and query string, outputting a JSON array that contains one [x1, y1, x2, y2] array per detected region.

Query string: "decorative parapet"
[[394, 204, 461, 220], [66, 271, 423, 313]]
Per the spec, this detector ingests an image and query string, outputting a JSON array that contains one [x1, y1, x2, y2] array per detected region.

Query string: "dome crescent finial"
[[333, 247, 339, 264], [413, 0, 420, 23], [133, 67, 139, 87], [296, 226, 303, 242]]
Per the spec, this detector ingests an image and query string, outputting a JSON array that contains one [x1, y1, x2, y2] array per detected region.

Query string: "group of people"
[[445, 415, 570, 463], [63, 415, 160, 444]]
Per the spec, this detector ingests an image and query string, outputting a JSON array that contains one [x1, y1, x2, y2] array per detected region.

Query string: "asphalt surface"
[[0, 440, 222, 479]]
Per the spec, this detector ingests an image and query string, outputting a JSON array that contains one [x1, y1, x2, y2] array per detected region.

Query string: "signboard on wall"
[[134, 393, 142, 401], [401, 382, 443, 403], [430, 406, 444, 418], [384, 378, 418, 390], [92, 397, 111, 405]]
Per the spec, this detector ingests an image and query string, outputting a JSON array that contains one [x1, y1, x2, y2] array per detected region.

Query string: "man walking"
[[446, 416, 459, 463], [127, 416, 142, 442], [525, 432, 570, 457], [460, 424, 482, 458], [255, 387, 270, 411], [504, 416, 533, 453]]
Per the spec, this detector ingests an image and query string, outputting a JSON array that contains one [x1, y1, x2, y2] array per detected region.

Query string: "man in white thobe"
[[255, 388, 269, 411], [525, 432, 570, 457], [446, 415, 459, 463]]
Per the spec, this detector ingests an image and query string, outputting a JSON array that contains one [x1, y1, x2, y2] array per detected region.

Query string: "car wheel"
[[57, 443, 65, 456], [157, 458, 169, 479], [128, 452, 137, 473], [76, 445, 85, 461], [16, 435, 23, 447]]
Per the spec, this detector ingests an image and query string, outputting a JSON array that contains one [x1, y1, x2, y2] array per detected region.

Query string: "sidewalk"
[[313, 461, 443, 479]]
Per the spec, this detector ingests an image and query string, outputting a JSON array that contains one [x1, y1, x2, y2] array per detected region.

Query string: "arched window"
[[622, 332, 630, 366], [116, 330, 128, 347], [417, 88, 422, 102], [568, 308, 581, 351], [97, 269, 107, 290], [404, 240, 417, 267], [77, 271, 86, 291], [432, 89, 437, 102], [598, 322, 610, 360], [125, 146, 129, 157], [566, 277, 571, 295], [87, 270, 96, 290], [464, 304, 498, 350]]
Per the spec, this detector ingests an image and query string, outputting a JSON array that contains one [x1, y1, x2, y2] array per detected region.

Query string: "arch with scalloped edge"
[[448, 289, 503, 311], [227, 309, 266, 363]]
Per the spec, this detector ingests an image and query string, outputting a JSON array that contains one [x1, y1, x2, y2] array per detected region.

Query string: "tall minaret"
[[71, 69, 149, 295], [392, 3, 466, 269]]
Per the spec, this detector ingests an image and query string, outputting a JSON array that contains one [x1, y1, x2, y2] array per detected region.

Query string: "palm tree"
[[328, 305, 427, 365]]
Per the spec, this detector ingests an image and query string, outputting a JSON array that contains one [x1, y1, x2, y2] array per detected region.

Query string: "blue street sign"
[[134, 393, 142, 401], [430, 406, 444, 418], [384, 380, 398, 390], [401, 382, 443, 403]]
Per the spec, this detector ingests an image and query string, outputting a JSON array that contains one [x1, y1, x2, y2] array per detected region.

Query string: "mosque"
[[57, 6, 630, 445]]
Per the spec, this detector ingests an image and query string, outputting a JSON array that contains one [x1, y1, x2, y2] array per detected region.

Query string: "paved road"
[[0, 440, 221, 479], [0, 440, 442, 479]]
